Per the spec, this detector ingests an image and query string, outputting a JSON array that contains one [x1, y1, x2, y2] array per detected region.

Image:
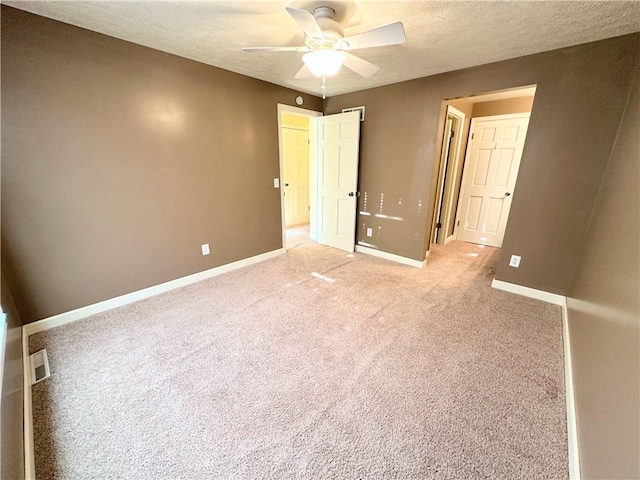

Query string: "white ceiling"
[[4, 1, 640, 97]]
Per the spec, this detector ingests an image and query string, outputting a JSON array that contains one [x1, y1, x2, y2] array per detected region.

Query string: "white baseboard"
[[490, 279, 565, 305], [22, 327, 35, 480], [491, 278, 580, 479], [24, 248, 284, 336], [562, 301, 581, 480], [355, 245, 426, 268]]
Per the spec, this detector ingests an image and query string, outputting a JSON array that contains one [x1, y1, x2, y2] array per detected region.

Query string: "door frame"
[[277, 104, 322, 252], [453, 112, 531, 242], [430, 105, 466, 245]]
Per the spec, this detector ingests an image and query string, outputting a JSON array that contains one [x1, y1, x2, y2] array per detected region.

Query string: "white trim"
[[0, 312, 6, 407], [356, 245, 426, 269], [431, 105, 467, 245], [562, 300, 581, 480], [472, 112, 532, 122], [24, 248, 284, 336], [277, 103, 322, 251], [22, 327, 35, 480], [490, 279, 565, 305]]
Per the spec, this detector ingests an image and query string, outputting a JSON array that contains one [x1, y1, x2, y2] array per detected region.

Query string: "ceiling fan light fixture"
[[302, 50, 347, 77]]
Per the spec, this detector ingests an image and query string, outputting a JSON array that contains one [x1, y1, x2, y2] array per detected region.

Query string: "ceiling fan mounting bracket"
[[311, 6, 343, 43]]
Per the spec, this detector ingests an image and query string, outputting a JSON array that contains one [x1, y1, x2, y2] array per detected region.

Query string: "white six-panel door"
[[456, 114, 530, 248], [282, 127, 310, 227], [316, 111, 361, 252]]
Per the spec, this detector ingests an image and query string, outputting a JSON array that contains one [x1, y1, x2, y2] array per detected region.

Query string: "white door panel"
[[456, 115, 530, 248], [282, 127, 310, 227], [315, 111, 361, 252]]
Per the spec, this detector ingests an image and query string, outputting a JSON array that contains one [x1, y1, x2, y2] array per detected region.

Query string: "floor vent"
[[30, 349, 50, 385]]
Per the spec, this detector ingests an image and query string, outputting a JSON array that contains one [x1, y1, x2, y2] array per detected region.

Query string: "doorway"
[[278, 105, 362, 253], [277, 104, 322, 251], [431, 105, 466, 245], [429, 85, 537, 251]]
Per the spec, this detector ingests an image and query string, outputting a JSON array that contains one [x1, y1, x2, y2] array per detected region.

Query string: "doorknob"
[[348, 191, 361, 197], [348, 192, 355, 197], [505, 192, 511, 197], [285, 183, 289, 187]]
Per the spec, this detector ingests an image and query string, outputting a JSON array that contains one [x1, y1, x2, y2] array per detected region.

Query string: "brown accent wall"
[[566, 68, 639, 480], [1, 7, 322, 323], [1, 276, 24, 480], [325, 34, 639, 294], [471, 96, 535, 118]]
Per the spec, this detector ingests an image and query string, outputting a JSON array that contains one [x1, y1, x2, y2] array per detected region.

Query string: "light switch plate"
[[509, 255, 521, 268], [273, 178, 280, 188], [201, 244, 210, 256]]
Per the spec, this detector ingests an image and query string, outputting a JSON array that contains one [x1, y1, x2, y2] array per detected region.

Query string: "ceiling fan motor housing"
[[313, 6, 344, 43]]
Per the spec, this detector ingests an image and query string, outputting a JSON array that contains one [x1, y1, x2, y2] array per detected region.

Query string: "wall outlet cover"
[[366, 227, 373, 237], [201, 244, 210, 256]]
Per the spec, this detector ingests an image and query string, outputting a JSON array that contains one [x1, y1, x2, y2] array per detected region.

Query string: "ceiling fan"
[[242, 5, 406, 93]]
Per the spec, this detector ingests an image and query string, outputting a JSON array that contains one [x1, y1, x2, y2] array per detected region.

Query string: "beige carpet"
[[30, 241, 567, 479], [286, 223, 311, 249]]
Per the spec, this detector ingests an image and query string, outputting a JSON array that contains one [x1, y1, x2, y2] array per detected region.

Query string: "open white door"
[[314, 111, 361, 252], [456, 113, 530, 248]]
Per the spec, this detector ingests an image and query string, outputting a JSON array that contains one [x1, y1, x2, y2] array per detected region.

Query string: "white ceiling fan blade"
[[285, 6, 325, 41], [341, 22, 405, 50], [342, 53, 380, 78], [294, 64, 313, 79], [242, 46, 310, 52]]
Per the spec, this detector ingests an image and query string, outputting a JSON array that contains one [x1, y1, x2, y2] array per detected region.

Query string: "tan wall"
[[1, 276, 24, 479], [566, 68, 639, 479], [0, 7, 322, 323], [325, 33, 639, 295], [471, 96, 534, 118]]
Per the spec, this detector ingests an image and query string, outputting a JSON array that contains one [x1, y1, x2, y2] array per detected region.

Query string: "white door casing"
[[455, 113, 530, 248], [432, 117, 454, 244], [282, 127, 310, 227], [315, 111, 361, 252]]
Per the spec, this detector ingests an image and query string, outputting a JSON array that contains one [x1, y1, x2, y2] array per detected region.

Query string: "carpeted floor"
[[286, 223, 312, 249], [30, 241, 567, 479]]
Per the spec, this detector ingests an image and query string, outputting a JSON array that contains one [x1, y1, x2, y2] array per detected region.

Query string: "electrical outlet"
[[201, 244, 210, 256], [273, 178, 280, 188], [509, 255, 521, 268], [366, 227, 373, 237]]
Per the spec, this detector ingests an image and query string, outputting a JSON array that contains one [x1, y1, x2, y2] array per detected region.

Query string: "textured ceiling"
[[4, 1, 640, 97]]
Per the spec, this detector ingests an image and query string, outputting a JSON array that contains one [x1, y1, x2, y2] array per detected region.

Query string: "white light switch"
[[274, 178, 280, 188], [509, 255, 521, 268], [201, 244, 210, 256]]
